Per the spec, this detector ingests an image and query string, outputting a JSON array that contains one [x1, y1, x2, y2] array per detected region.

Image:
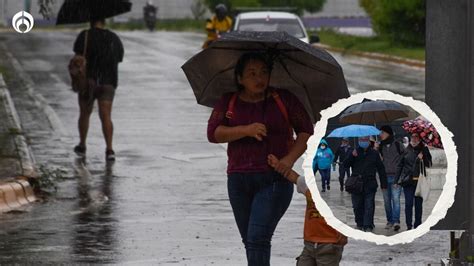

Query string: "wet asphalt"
[[0, 30, 449, 265]]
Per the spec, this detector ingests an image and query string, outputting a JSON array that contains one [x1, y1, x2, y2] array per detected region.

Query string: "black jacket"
[[344, 147, 388, 191], [395, 143, 432, 186], [334, 145, 353, 165]]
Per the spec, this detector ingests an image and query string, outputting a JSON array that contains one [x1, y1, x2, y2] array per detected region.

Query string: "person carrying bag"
[[395, 133, 432, 230]]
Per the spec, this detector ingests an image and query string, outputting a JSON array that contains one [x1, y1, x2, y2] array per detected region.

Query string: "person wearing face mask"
[[333, 138, 353, 192], [313, 139, 334, 192], [344, 136, 387, 232], [402, 136, 410, 148], [395, 133, 432, 230]]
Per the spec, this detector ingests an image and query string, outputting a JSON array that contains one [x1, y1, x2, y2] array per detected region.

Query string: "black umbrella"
[[56, 0, 132, 25], [181, 31, 349, 123], [339, 99, 410, 125]]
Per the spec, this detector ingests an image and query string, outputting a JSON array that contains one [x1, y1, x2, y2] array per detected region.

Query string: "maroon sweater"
[[207, 89, 314, 174]]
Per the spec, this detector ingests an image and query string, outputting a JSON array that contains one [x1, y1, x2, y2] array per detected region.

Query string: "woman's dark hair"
[[234, 52, 272, 91], [90, 18, 106, 27]]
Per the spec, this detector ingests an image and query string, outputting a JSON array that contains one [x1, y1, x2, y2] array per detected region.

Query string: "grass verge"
[[313, 29, 425, 61]]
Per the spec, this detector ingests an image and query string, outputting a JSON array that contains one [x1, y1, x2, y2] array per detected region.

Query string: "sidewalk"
[[0, 73, 37, 212]]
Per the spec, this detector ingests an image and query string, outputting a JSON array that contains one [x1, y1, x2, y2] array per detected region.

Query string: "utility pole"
[[426, 0, 473, 263], [24, 0, 31, 12], [1, 0, 6, 26]]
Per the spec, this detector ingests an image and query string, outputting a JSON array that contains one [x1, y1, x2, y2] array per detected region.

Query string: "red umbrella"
[[402, 116, 443, 149]]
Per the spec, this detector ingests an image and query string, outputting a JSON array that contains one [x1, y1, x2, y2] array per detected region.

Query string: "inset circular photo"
[[304, 90, 457, 245]]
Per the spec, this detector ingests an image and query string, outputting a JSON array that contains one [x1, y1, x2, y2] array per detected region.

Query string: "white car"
[[233, 11, 310, 43]]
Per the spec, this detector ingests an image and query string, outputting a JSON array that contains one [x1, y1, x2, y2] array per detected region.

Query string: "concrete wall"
[[305, 0, 367, 18], [0, 0, 367, 26], [0, 0, 208, 26]]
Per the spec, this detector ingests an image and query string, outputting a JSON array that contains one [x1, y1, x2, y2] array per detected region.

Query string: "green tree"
[[360, 0, 425, 46]]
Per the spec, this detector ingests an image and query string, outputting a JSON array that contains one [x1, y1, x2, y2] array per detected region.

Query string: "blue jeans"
[[382, 175, 401, 224], [227, 172, 293, 266], [351, 190, 376, 230], [403, 185, 423, 229], [317, 168, 331, 189]]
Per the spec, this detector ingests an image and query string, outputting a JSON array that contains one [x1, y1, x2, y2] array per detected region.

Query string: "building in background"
[[1, 0, 370, 35], [303, 0, 372, 36], [0, 0, 203, 26]]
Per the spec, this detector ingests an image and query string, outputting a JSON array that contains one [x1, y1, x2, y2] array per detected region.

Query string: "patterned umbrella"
[[402, 116, 443, 149]]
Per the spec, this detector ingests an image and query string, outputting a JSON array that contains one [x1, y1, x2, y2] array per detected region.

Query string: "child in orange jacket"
[[268, 154, 347, 266]]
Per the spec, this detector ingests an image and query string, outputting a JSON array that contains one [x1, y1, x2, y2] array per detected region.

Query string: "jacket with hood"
[[313, 139, 334, 171]]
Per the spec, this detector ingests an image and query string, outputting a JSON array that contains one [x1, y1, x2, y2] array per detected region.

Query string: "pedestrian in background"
[[344, 136, 387, 232], [333, 138, 353, 191], [402, 136, 410, 148], [73, 18, 124, 161], [379, 125, 404, 231], [312, 139, 334, 192], [396, 133, 432, 230], [202, 3, 232, 49]]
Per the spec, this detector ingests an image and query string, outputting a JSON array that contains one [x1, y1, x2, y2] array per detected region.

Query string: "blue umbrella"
[[327, 124, 381, 138]]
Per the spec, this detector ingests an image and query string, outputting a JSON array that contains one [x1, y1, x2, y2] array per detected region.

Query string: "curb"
[[0, 74, 38, 212], [313, 43, 426, 69], [0, 178, 37, 213], [0, 74, 37, 178]]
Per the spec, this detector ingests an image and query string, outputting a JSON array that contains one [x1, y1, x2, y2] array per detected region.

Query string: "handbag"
[[345, 174, 364, 194], [398, 153, 418, 187], [415, 160, 431, 200], [69, 30, 89, 94]]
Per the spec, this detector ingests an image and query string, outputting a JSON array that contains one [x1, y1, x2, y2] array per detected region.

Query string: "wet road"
[[0, 30, 447, 265]]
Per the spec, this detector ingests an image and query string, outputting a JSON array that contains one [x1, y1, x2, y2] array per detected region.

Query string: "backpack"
[[69, 30, 89, 94], [226, 89, 294, 148]]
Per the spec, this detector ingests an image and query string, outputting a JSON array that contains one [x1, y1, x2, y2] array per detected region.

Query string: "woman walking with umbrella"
[[183, 31, 349, 265], [57, 0, 130, 160], [207, 52, 314, 265]]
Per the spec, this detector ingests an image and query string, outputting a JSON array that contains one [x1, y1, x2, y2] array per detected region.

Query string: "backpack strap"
[[225, 92, 238, 119], [226, 90, 291, 125], [83, 30, 89, 57], [271, 90, 290, 124]]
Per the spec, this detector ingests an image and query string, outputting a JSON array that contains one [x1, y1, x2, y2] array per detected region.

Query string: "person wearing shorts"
[[72, 18, 124, 161]]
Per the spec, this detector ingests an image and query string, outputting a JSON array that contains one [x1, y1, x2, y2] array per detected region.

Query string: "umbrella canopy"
[[56, 0, 132, 25], [402, 116, 443, 149], [181, 31, 349, 123], [339, 99, 410, 124], [327, 124, 381, 138]]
